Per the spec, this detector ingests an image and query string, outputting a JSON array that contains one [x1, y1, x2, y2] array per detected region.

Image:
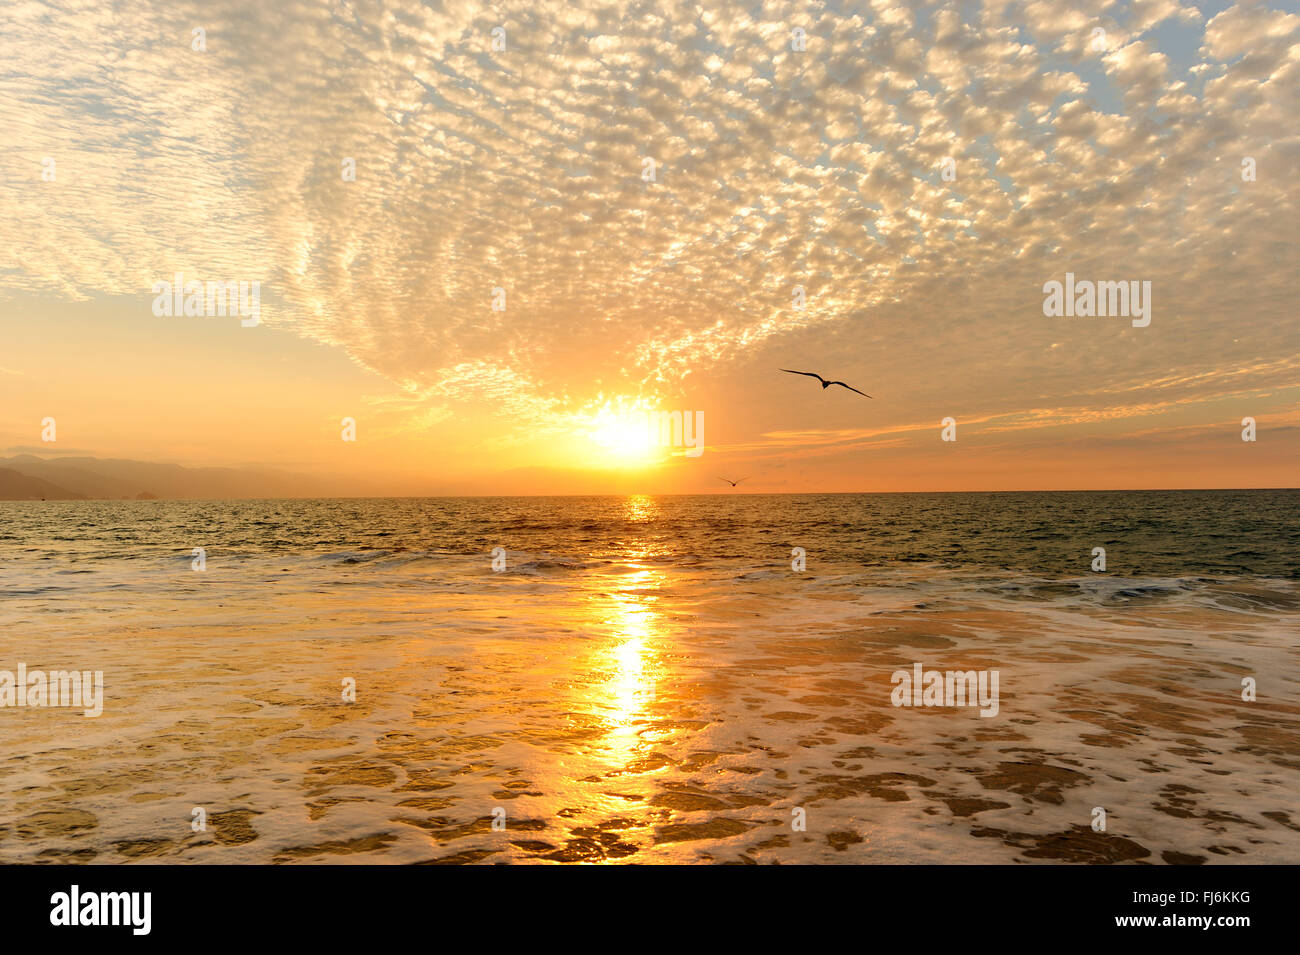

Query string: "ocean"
[[1, 491, 1297, 863]]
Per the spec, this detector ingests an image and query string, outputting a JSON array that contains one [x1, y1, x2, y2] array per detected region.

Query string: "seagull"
[[717, 477, 747, 487], [780, 369, 872, 397]]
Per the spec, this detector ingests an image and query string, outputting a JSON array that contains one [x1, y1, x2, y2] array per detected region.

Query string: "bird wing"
[[716, 477, 735, 485], [780, 369, 826, 384], [828, 381, 873, 398]]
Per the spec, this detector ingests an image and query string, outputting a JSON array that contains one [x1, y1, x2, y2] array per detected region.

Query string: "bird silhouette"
[[780, 369, 872, 397], [717, 477, 747, 487]]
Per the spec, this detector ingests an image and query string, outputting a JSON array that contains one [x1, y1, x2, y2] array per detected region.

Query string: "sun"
[[586, 401, 664, 466]]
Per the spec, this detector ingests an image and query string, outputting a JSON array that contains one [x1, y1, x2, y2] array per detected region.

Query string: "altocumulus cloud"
[[0, 0, 1296, 432]]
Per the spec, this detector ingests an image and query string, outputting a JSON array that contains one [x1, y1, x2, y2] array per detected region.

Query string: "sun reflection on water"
[[624, 493, 656, 524], [603, 568, 662, 751], [598, 500, 667, 761]]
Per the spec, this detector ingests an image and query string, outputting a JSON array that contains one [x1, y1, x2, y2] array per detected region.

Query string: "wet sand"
[[2, 556, 1297, 864]]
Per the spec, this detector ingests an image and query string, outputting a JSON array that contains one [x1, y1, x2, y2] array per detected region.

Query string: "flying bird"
[[780, 369, 872, 397], [717, 477, 747, 487]]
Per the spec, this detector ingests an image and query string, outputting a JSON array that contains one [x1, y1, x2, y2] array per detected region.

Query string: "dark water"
[[1, 490, 1296, 578]]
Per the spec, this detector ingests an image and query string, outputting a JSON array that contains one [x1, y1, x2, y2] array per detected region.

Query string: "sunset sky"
[[1, 0, 1296, 494]]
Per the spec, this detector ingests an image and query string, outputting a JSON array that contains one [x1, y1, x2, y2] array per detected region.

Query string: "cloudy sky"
[[0, 0, 1296, 493]]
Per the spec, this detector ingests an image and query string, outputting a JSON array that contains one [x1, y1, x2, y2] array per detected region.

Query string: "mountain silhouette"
[[0, 455, 322, 501]]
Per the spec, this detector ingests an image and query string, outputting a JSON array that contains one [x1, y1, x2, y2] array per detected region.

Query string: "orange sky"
[[1, 1, 1297, 494]]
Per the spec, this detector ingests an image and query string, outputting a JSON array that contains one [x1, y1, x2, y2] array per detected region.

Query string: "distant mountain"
[[0, 467, 86, 500], [5, 460, 143, 499], [0, 455, 327, 501]]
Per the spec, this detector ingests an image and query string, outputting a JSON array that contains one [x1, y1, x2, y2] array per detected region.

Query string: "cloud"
[[0, 0, 1296, 450]]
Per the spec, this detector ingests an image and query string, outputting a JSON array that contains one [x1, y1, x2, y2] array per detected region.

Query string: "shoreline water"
[[1, 493, 1297, 863]]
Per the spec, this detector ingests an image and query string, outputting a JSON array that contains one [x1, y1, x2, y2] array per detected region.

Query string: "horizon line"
[[3, 486, 1298, 503]]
